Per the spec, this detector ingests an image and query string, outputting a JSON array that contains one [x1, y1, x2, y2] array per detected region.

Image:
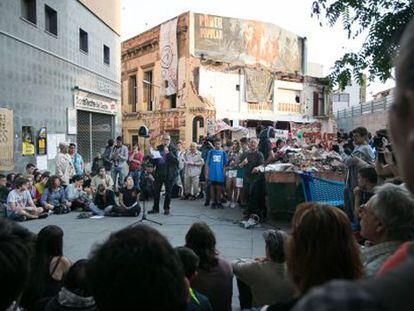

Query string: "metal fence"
[[335, 95, 393, 119]]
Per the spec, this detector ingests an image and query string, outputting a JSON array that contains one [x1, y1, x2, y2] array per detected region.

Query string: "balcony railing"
[[335, 95, 393, 119]]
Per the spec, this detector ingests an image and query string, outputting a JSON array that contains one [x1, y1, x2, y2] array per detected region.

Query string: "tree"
[[311, 0, 414, 89]]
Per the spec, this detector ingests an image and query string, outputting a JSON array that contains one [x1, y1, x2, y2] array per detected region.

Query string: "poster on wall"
[[67, 108, 77, 134], [37, 127, 47, 155], [244, 68, 274, 103], [160, 17, 178, 96], [0, 108, 14, 171], [192, 13, 303, 73], [22, 126, 35, 156], [47, 133, 66, 160]]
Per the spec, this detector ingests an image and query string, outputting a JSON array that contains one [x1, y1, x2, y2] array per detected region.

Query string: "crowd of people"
[[1, 15, 414, 311]]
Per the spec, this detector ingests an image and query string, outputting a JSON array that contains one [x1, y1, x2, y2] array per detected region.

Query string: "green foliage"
[[312, 0, 414, 89]]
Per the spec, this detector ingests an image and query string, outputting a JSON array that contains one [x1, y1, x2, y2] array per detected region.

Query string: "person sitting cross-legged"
[[93, 184, 117, 216], [90, 167, 114, 193], [232, 230, 294, 309], [175, 247, 213, 311], [41, 176, 71, 214], [65, 175, 93, 212], [106, 176, 140, 217], [7, 177, 47, 221]]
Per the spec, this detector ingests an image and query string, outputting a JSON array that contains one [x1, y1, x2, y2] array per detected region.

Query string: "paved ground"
[[21, 198, 290, 310]]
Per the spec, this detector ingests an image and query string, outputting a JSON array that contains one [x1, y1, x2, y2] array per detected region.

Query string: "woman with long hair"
[[264, 203, 363, 311], [22, 225, 71, 310], [40, 175, 71, 214], [185, 222, 233, 311], [226, 140, 242, 208]]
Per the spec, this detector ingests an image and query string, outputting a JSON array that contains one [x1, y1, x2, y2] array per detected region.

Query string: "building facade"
[[0, 0, 121, 173], [332, 78, 367, 114], [122, 12, 332, 147]]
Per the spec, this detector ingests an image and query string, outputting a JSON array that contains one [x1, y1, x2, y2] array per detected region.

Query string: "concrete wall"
[[78, 0, 120, 34], [0, 0, 121, 173], [336, 111, 389, 134]]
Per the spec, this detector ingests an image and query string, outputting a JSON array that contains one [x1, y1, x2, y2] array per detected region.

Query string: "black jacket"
[[152, 144, 179, 180]]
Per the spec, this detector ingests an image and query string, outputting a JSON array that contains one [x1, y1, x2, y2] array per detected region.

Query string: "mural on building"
[[244, 68, 274, 103], [192, 13, 303, 73], [160, 18, 178, 96]]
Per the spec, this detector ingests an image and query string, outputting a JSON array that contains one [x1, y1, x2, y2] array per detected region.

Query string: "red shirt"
[[128, 151, 143, 171]]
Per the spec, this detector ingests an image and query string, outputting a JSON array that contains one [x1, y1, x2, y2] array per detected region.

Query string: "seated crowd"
[[0, 162, 147, 220]]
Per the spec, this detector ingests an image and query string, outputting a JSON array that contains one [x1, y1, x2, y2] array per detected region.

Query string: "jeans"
[[88, 203, 105, 216], [154, 177, 174, 211], [111, 166, 125, 192], [128, 170, 141, 190]]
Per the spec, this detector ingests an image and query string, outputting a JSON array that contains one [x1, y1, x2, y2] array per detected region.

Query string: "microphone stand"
[[131, 135, 162, 227]]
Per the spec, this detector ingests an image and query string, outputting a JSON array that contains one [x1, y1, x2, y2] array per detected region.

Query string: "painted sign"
[[74, 94, 116, 115], [160, 18, 178, 96], [244, 68, 274, 103], [192, 13, 303, 73], [0, 108, 14, 171]]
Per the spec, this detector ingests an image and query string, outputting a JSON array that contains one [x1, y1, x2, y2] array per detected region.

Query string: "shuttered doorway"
[[77, 110, 114, 164]]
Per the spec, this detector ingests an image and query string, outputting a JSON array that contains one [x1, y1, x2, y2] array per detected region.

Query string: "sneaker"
[[38, 213, 49, 219], [17, 216, 27, 222], [240, 214, 260, 229], [204, 201, 210, 207], [217, 203, 225, 209], [164, 209, 170, 215], [148, 209, 159, 214]]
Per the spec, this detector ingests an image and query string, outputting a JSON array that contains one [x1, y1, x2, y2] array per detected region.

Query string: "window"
[[143, 70, 153, 111], [79, 28, 88, 53], [132, 135, 138, 147], [21, 0, 37, 24], [103, 45, 110, 65], [170, 94, 177, 109], [45, 5, 57, 36], [128, 75, 137, 112]]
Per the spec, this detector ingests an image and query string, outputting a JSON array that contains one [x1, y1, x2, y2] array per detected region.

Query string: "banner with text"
[[0, 108, 14, 171], [192, 13, 303, 73], [244, 68, 274, 103], [160, 18, 178, 96]]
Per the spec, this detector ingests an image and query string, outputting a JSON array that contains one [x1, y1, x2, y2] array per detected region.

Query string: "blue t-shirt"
[[206, 149, 227, 182]]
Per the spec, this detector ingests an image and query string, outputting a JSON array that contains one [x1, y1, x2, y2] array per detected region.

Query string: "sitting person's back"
[[45, 259, 97, 311], [175, 247, 213, 311], [232, 230, 294, 308], [185, 222, 233, 311], [21, 225, 71, 310], [87, 224, 188, 311]]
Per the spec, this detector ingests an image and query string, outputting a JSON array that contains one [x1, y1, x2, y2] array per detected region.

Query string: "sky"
[[120, 0, 395, 99]]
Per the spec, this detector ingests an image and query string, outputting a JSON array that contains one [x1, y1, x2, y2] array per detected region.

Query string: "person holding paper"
[[148, 134, 179, 215]]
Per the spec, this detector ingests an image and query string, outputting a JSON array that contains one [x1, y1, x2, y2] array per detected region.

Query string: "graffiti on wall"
[[192, 13, 303, 73]]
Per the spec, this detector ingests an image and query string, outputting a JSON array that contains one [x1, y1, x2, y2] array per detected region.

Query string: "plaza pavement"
[[21, 198, 290, 310]]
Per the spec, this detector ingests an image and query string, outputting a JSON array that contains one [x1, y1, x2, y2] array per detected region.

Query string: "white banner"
[[160, 18, 178, 96], [74, 94, 117, 115]]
